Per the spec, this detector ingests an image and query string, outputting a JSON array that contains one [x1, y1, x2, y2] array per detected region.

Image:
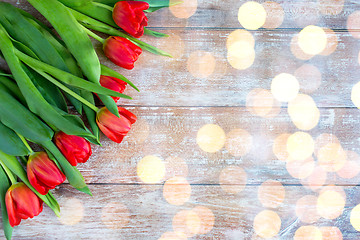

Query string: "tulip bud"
[[27, 152, 66, 195], [96, 107, 137, 143], [99, 75, 127, 103], [103, 36, 142, 70], [54, 131, 92, 166], [5, 182, 43, 227], [113, 1, 149, 38]]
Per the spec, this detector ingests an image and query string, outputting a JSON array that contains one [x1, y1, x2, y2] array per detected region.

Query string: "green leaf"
[[93, 0, 182, 8], [80, 90, 101, 145], [0, 26, 96, 142], [0, 75, 26, 104], [26, 0, 100, 86], [0, 165, 13, 240], [17, 51, 132, 99], [0, 121, 31, 156], [144, 28, 169, 38], [42, 141, 91, 196], [0, 150, 61, 216]]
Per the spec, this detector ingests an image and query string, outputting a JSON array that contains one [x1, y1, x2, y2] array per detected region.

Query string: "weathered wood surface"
[[1, 0, 360, 239]]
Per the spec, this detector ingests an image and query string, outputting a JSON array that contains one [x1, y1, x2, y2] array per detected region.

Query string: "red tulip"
[[27, 152, 66, 195], [99, 75, 127, 103], [113, 1, 149, 38], [5, 182, 43, 227], [54, 131, 92, 166], [103, 36, 142, 70], [96, 106, 137, 143]]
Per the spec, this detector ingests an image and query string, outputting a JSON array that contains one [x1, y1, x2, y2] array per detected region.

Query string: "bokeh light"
[[291, 35, 314, 60], [347, 11, 360, 39], [227, 41, 255, 70], [288, 94, 320, 130], [320, 28, 338, 56], [159, 232, 187, 240], [303, 166, 327, 191], [258, 180, 285, 208], [156, 34, 185, 59], [262, 1, 284, 29], [320, 227, 343, 240], [317, 190, 345, 219], [314, 133, 340, 157], [351, 81, 360, 109], [294, 226, 322, 240], [219, 166, 247, 194], [317, 143, 347, 172], [298, 25, 327, 55], [238, 1, 267, 30], [286, 132, 314, 161], [226, 29, 255, 50], [271, 73, 299, 102], [169, 0, 198, 19], [163, 177, 191, 206], [295, 195, 320, 223], [101, 202, 130, 229], [337, 151, 360, 179], [318, 0, 344, 15], [253, 210, 281, 238], [246, 88, 280, 118], [187, 51, 216, 78], [137, 155, 165, 183], [294, 64, 322, 94], [351, 204, 360, 231], [286, 157, 315, 179], [273, 133, 291, 162], [196, 124, 226, 153], [193, 206, 215, 234], [173, 210, 201, 237], [225, 128, 253, 157], [58, 197, 84, 225]]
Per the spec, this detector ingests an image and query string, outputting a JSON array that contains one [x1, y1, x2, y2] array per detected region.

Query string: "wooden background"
[[2, 0, 360, 239]]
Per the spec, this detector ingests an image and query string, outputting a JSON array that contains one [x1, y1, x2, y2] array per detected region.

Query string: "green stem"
[[92, 1, 114, 11], [0, 160, 16, 185], [19, 156, 28, 165], [16, 133, 34, 154], [82, 26, 105, 43], [33, 69, 100, 112]]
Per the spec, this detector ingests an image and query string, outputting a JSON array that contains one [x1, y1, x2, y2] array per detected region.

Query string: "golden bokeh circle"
[[317, 190, 345, 219], [169, 0, 198, 19], [193, 206, 215, 234], [317, 143, 347, 172], [288, 94, 320, 131], [303, 166, 327, 191], [238, 1, 267, 30], [298, 25, 327, 55], [290, 34, 314, 60], [187, 51, 216, 78], [253, 210, 281, 238], [286, 132, 315, 161], [271, 73, 299, 102], [246, 88, 276, 117], [320, 226, 343, 240], [197, 124, 226, 153], [286, 157, 315, 179], [226, 29, 255, 50], [337, 151, 360, 179], [351, 81, 360, 109], [351, 204, 360, 231], [294, 226, 322, 240], [137, 155, 165, 183], [258, 180, 285, 208], [273, 133, 291, 162], [219, 166, 247, 194], [320, 28, 338, 56], [163, 177, 191, 206], [227, 41, 256, 70]]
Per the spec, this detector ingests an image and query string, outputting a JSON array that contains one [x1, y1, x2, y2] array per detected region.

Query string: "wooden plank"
[[3, 0, 360, 29], [1, 184, 360, 239], [72, 106, 360, 187], [95, 29, 360, 108]]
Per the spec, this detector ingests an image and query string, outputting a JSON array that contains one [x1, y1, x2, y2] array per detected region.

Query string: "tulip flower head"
[[96, 107, 137, 143], [99, 75, 127, 103], [103, 36, 142, 70], [113, 1, 149, 38], [27, 152, 66, 195], [5, 182, 43, 227], [54, 131, 92, 166]]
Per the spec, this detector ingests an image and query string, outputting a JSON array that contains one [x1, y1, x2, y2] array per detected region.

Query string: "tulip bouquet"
[[0, 0, 174, 239]]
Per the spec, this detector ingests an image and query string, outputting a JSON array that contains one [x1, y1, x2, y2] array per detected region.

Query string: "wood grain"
[[0, 184, 359, 239]]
